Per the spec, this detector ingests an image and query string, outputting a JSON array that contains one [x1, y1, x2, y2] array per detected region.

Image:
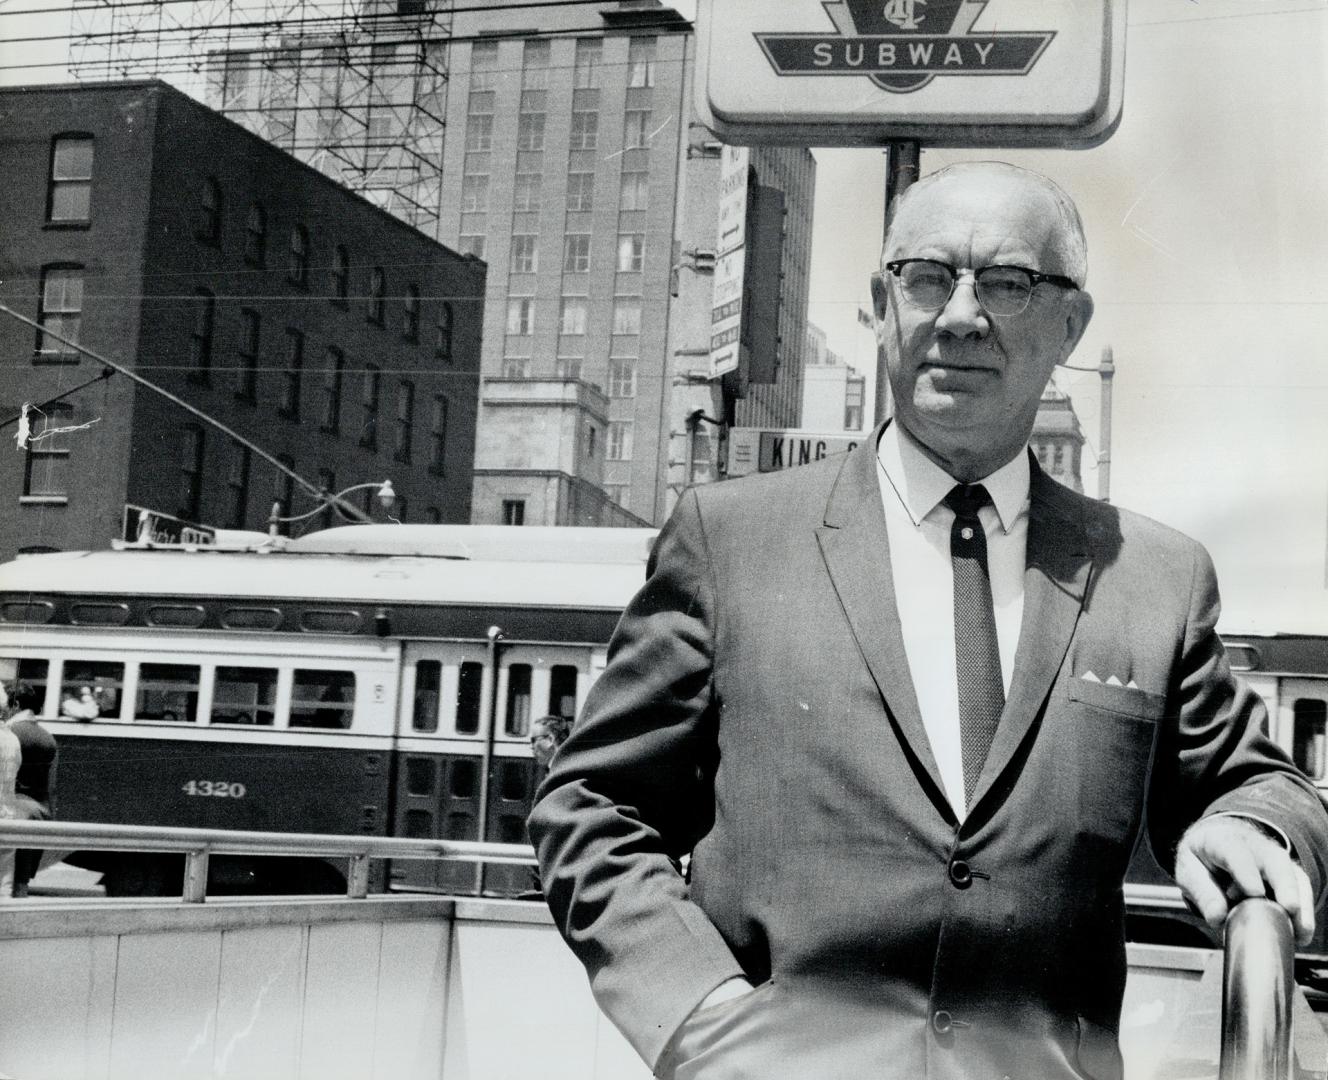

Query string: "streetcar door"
[[393, 642, 493, 893]]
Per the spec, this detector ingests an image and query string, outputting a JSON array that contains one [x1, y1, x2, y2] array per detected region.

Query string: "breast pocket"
[[1059, 680, 1165, 848]]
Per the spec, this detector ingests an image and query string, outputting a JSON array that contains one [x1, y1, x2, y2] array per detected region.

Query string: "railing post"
[[347, 855, 371, 899], [183, 849, 210, 903], [1220, 898, 1295, 1080]]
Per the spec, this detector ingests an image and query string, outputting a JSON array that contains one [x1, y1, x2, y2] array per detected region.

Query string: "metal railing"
[[1221, 898, 1295, 1080], [0, 820, 536, 903]]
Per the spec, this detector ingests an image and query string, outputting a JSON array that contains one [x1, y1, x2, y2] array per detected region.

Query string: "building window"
[[236, 308, 260, 401], [321, 347, 343, 433], [608, 358, 636, 397], [47, 135, 94, 223], [1053, 444, 1065, 471], [467, 88, 494, 116], [563, 234, 591, 273], [469, 40, 498, 91], [570, 110, 598, 150], [555, 357, 582, 380], [612, 299, 642, 336], [244, 203, 266, 267], [620, 171, 648, 210], [513, 173, 542, 212], [429, 394, 448, 472], [627, 36, 656, 87], [503, 357, 531, 378], [516, 113, 546, 152], [585, 424, 596, 458], [607, 421, 633, 462], [465, 113, 493, 152], [458, 235, 485, 259], [360, 364, 380, 449], [189, 289, 215, 382], [22, 403, 74, 501], [394, 380, 415, 463], [288, 225, 309, 285], [226, 440, 251, 529], [197, 177, 222, 245], [332, 245, 350, 305], [178, 424, 204, 521], [567, 172, 595, 212], [317, 467, 337, 530], [617, 233, 645, 272], [522, 39, 550, 88], [279, 329, 303, 420], [461, 174, 489, 213], [624, 109, 652, 149], [511, 235, 538, 273], [502, 499, 526, 526], [35, 265, 83, 361], [367, 267, 386, 324], [604, 484, 629, 509], [403, 284, 420, 341], [506, 297, 534, 336], [560, 298, 587, 336], [573, 38, 602, 89], [436, 303, 454, 362], [845, 376, 865, 431]]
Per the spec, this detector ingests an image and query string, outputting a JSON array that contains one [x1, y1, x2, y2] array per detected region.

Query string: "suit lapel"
[[967, 462, 1094, 818], [816, 426, 954, 820]]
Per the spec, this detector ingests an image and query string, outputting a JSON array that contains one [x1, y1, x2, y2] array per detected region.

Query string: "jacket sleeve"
[[1149, 540, 1328, 905], [527, 488, 745, 1068]]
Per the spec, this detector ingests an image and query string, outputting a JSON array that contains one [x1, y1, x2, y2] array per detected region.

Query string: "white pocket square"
[[1079, 670, 1139, 689]]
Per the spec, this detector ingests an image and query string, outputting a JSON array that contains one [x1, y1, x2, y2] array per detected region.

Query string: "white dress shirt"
[[875, 422, 1030, 818]]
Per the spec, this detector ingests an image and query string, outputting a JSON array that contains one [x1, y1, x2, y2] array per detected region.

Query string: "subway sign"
[[695, 0, 1126, 147], [727, 428, 862, 478]]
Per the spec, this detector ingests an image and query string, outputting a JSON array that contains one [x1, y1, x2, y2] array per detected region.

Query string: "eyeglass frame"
[[883, 258, 1080, 318]]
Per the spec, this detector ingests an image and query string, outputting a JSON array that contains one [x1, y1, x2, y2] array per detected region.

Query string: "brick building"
[[0, 81, 484, 560]]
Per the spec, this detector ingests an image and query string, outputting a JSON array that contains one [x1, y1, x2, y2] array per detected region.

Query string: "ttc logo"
[[755, 0, 1056, 94]]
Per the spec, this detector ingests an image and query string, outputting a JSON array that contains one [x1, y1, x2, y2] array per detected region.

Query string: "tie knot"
[[944, 483, 993, 519]]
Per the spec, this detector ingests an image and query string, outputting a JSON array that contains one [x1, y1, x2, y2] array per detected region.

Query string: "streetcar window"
[[497, 814, 526, 844], [290, 669, 355, 729], [443, 811, 475, 840], [0, 602, 53, 625], [135, 663, 199, 723], [405, 756, 435, 796], [549, 664, 578, 719], [500, 759, 529, 802], [146, 605, 206, 629], [211, 667, 277, 726], [413, 660, 441, 732], [455, 661, 483, 735], [69, 602, 130, 627], [449, 758, 477, 799], [505, 664, 532, 737], [0, 659, 48, 712], [59, 660, 123, 719], [403, 810, 433, 838], [1292, 699, 1328, 781]]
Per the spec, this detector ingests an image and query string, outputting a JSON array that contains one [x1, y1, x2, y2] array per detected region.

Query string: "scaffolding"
[[66, 0, 450, 230]]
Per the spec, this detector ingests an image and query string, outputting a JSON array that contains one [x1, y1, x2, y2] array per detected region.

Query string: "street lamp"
[[268, 479, 396, 537]]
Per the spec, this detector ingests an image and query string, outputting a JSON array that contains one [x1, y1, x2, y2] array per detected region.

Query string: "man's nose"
[[935, 277, 989, 340]]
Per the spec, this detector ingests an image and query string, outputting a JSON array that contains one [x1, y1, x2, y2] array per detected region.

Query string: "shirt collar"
[[877, 421, 1030, 533]]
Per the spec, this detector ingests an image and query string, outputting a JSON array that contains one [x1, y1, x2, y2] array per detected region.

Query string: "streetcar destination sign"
[[727, 428, 862, 478], [695, 0, 1126, 147]]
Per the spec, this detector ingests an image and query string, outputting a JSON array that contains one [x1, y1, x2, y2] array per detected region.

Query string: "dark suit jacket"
[[529, 427, 1328, 1080]]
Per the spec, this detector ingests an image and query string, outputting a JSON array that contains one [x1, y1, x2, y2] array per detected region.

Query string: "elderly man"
[[529, 162, 1328, 1080]]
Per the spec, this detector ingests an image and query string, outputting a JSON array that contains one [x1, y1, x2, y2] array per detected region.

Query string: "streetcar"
[[0, 525, 656, 896]]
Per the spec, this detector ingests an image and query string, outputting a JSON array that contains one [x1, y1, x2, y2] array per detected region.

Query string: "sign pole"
[[874, 140, 921, 425]]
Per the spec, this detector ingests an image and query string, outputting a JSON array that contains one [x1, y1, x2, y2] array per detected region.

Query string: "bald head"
[[885, 162, 1088, 287]]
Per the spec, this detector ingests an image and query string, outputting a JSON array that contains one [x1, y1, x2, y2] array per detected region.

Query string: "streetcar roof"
[[0, 534, 656, 609]]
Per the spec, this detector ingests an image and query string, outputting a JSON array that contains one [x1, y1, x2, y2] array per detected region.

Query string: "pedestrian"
[[528, 162, 1328, 1079], [4, 682, 56, 898]]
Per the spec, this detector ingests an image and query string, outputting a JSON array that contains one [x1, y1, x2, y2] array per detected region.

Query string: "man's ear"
[[870, 271, 889, 321], [1058, 289, 1094, 363]]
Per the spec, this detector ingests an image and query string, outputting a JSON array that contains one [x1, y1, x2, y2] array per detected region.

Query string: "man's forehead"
[[886, 173, 1066, 263]]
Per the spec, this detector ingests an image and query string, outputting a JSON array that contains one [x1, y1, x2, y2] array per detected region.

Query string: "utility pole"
[[873, 141, 921, 426], [1098, 345, 1115, 503]]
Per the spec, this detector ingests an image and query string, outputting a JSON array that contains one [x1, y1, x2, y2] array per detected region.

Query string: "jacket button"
[[949, 859, 973, 888], [932, 1010, 953, 1035]]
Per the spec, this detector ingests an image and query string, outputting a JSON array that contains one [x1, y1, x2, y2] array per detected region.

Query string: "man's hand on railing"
[[1175, 816, 1316, 947]]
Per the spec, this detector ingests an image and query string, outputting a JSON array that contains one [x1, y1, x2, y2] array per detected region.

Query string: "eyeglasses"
[[884, 259, 1079, 318]]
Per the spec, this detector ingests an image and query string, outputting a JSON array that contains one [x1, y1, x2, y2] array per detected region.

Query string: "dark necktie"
[[944, 483, 1004, 803]]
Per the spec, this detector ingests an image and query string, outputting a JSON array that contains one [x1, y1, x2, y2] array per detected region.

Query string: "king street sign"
[[695, 0, 1126, 147]]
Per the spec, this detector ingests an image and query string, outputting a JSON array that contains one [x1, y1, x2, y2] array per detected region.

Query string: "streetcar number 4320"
[[182, 780, 247, 798]]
